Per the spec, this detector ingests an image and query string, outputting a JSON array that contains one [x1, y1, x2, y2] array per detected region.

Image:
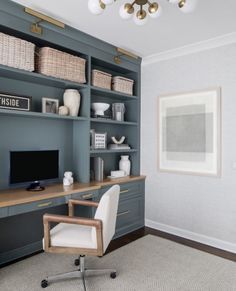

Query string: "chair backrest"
[[92, 185, 120, 252]]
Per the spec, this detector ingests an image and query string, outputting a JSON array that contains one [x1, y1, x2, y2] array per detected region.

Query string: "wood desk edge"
[[0, 175, 146, 208]]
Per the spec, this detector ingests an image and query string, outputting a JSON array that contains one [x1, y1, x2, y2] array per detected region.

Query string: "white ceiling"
[[11, 0, 236, 57]]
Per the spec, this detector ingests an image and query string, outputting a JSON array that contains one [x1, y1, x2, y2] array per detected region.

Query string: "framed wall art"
[[158, 88, 221, 176], [42, 97, 59, 114]]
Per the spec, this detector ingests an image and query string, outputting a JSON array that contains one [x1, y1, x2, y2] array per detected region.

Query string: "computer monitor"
[[10, 150, 59, 191]]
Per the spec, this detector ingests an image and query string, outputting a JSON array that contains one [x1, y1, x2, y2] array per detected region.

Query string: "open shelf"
[[0, 108, 88, 121], [0, 65, 88, 90], [90, 118, 138, 126], [90, 149, 138, 155], [91, 86, 137, 100]]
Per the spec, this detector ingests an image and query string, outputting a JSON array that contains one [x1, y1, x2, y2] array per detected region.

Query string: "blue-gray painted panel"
[[0, 115, 73, 189], [0, 207, 8, 218]]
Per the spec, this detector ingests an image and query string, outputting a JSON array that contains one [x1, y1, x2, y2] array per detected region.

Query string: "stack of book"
[[108, 144, 131, 150]]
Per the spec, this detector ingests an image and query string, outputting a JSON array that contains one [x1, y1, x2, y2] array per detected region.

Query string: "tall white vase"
[[63, 89, 81, 117], [119, 155, 131, 176]]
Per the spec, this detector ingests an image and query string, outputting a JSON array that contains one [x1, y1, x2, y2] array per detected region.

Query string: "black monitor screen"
[[10, 150, 59, 184]]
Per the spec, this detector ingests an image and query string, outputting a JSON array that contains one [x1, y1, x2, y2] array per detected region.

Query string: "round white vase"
[[119, 155, 131, 176], [63, 89, 81, 117]]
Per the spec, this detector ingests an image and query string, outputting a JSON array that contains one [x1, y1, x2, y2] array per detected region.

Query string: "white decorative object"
[[91, 102, 110, 116], [111, 136, 126, 144], [119, 155, 131, 176], [110, 170, 126, 178], [58, 105, 69, 116], [158, 88, 221, 176], [63, 89, 81, 117], [63, 171, 74, 186]]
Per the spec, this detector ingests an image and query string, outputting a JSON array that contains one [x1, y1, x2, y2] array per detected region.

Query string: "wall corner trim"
[[145, 219, 236, 254], [142, 32, 236, 66]]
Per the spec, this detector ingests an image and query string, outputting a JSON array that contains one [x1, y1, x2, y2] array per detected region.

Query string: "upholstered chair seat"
[[41, 185, 120, 291]]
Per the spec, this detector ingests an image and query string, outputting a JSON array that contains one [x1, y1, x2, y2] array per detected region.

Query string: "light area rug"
[[0, 235, 236, 291]]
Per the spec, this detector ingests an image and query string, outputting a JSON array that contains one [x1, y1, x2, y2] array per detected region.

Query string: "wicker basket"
[[92, 69, 112, 90], [0, 32, 35, 72], [36, 47, 86, 84], [112, 76, 134, 95]]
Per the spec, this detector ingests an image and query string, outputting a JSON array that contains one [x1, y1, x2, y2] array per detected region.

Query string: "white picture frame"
[[42, 98, 59, 114], [94, 132, 107, 149], [158, 88, 221, 177]]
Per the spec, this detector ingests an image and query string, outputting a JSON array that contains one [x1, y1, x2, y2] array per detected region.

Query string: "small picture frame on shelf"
[[0, 92, 31, 111], [90, 129, 107, 149], [42, 98, 59, 114]]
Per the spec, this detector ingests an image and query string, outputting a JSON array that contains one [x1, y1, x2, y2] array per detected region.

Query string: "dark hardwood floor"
[[107, 226, 236, 262], [1, 226, 235, 268]]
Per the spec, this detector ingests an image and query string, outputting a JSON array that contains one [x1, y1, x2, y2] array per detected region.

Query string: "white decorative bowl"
[[92, 102, 110, 116]]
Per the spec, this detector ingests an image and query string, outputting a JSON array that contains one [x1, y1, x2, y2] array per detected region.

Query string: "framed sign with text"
[[0, 92, 31, 111]]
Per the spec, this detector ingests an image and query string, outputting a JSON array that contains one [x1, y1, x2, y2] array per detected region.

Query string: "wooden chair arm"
[[68, 199, 99, 216], [43, 213, 101, 227], [43, 213, 102, 253]]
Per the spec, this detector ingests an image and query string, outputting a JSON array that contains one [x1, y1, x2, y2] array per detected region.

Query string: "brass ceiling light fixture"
[[88, 0, 197, 26]]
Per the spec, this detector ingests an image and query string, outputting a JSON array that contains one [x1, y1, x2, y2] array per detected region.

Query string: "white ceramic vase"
[[119, 155, 131, 176], [63, 89, 81, 117]]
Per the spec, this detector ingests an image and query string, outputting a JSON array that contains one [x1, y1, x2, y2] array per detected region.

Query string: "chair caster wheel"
[[110, 272, 116, 279], [41, 279, 48, 288], [74, 258, 80, 266]]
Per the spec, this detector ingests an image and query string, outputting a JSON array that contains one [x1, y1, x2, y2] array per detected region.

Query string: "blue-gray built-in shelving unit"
[[0, 0, 141, 190]]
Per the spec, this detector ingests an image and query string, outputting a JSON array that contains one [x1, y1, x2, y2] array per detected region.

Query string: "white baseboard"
[[145, 219, 236, 254]]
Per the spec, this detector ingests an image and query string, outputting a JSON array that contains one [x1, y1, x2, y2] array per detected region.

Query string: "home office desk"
[[0, 176, 145, 265]]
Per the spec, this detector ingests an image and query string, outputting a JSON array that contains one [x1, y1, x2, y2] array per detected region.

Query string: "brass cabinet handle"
[[37, 202, 52, 208], [120, 189, 129, 194], [117, 210, 130, 217], [82, 193, 93, 200]]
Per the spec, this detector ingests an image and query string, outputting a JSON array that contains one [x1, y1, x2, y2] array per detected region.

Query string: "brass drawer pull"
[[37, 202, 52, 208], [120, 189, 129, 194], [117, 210, 130, 217], [82, 193, 93, 200]]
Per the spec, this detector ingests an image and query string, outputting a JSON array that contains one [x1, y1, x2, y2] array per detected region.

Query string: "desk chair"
[[41, 184, 120, 290]]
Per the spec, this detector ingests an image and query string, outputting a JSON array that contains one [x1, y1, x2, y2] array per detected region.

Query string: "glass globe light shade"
[[88, 0, 105, 15], [119, 3, 134, 20], [148, 3, 162, 18], [178, 0, 197, 13], [133, 10, 148, 26], [168, 0, 179, 4], [102, 0, 114, 5]]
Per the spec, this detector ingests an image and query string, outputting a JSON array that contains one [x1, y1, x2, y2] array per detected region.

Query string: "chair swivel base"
[[41, 256, 117, 291]]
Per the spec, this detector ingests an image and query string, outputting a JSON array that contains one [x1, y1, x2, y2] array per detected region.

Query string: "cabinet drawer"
[[116, 196, 144, 232], [100, 181, 144, 200], [8, 196, 66, 216], [71, 190, 99, 200], [0, 207, 8, 218]]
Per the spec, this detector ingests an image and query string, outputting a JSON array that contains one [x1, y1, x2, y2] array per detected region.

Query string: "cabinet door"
[[115, 195, 144, 238]]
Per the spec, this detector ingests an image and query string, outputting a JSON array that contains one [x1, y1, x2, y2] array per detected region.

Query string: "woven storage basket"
[[92, 69, 112, 90], [0, 32, 35, 71], [112, 76, 134, 95], [36, 47, 86, 83]]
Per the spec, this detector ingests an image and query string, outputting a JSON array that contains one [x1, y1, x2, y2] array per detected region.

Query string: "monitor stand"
[[26, 181, 45, 191]]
